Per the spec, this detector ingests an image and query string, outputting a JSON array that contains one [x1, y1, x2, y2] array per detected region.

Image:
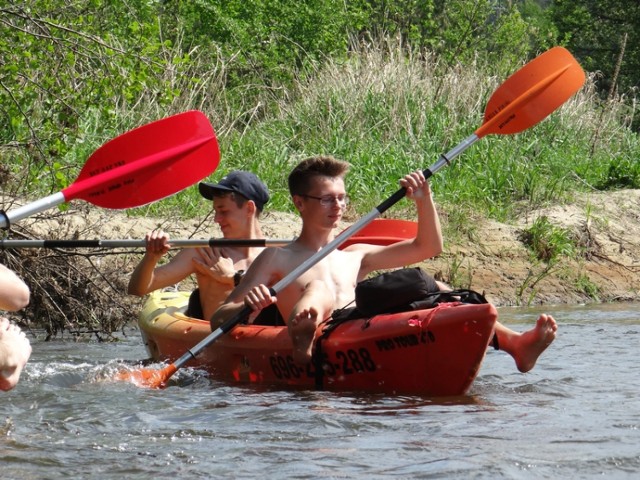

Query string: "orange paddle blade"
[[478, 46, 585, 137], [112, 364, 176, 389]]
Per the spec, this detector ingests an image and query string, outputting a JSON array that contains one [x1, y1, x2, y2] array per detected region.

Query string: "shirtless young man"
[[0, 263, 32, 391], [128, 171, 269, 321], [211, 156, 557, 372]]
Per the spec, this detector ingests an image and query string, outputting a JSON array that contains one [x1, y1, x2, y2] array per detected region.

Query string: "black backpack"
[[331, 267, 488, 323]]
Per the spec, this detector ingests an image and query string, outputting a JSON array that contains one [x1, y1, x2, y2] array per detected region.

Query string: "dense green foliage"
[[550, 0, 640, 96], [1, 0, 639, 221], [2, 0, 639, 332]]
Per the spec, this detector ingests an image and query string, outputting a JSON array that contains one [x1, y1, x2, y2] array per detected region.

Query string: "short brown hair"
[[288, 156, 350, 196]]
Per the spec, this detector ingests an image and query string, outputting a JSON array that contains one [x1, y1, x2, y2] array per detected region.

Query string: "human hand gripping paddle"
[[116, 46, 585, 388], [0, 111, 220, 229]]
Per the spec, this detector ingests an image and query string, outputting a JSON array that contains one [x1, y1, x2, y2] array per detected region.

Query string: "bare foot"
[[0, 317, 32, 391], [290, 307, 320, 364], [512, 314, 557, 373]]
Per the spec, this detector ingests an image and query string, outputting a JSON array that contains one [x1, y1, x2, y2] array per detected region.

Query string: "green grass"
[[518, 216, 577, 263], [196, 42, 640, 223]]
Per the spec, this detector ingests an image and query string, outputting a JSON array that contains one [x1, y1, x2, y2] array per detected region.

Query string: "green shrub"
[[518, 216, 577, 263]]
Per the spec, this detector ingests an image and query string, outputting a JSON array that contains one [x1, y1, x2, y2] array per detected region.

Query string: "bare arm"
[[127, 231, 194, 296], [358, 171, 443, 276], [0, 264, 30, 311]]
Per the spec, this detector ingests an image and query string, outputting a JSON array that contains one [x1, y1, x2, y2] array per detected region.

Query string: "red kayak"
[[137, 290, 497, 396]]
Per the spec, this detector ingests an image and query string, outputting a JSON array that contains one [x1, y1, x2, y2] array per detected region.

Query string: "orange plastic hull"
[[138, 291, 497, 396]]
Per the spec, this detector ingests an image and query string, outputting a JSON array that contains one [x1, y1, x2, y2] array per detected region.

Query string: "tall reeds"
[[167, 38, 639, 220]]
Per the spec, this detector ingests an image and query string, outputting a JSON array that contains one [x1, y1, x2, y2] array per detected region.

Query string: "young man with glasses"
[[211, 156, 557, 372]]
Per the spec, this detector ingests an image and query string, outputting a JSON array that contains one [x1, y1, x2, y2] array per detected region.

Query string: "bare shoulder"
[[154, 248, 199, 275], [254, 245, 283, 262], [248, 246, 290, 273], [343, 242, 385, 261], [268, 243, 309, 267], [233, 246, 288, 290]]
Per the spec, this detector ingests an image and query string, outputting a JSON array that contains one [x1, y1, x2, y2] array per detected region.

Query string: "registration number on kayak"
[[269, 348, 377, 380]]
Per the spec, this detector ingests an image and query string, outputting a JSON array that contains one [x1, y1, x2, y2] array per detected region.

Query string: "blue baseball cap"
[[199, 171, 270, 210]]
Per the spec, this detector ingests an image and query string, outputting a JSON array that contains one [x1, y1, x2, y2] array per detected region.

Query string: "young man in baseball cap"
[[128, 171, 271, 321]]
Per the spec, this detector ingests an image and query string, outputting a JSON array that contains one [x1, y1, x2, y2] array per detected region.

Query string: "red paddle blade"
[[64, 111, 219, 209], [339, 218, 418, 248], [478, 47, 585, 138]]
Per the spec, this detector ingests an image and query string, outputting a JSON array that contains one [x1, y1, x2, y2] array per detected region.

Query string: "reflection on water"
[[2, 303, 640, 479]]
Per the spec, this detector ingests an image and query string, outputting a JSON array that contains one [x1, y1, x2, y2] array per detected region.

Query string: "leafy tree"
[[515, 0, 560, 51], [550, 0, 640, 99], [0, 1, 183, 194], [157, 0, 355, 87], [352, 0, 554, 75], [158, 0, 555, 88]]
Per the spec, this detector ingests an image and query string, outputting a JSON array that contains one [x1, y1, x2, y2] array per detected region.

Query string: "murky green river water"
[[2, 303, 639, 479]]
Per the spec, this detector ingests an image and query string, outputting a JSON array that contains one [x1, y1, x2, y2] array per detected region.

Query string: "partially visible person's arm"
[[0, 317, 32, 391], [0, 264, 30, 311], [128, 230, 193, 296], [358, 171, 443, 276], [0, 265, 31, 392]]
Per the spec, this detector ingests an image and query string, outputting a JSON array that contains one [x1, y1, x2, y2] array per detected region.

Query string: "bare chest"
[[276, 250, 362, 311]]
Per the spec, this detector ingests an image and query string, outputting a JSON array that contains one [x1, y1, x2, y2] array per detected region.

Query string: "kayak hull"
[[138, 291, 497, 396]]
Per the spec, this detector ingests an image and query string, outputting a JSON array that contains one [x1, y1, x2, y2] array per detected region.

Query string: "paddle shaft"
[[0, 192, 65, 230], [0, 238, 293, 249]]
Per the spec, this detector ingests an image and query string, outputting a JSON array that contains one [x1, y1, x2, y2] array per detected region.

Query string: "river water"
[[2, 303, 639, 479]]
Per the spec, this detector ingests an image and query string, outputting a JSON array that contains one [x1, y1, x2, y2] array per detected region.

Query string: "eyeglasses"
[[300, 194, 350, 207]]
